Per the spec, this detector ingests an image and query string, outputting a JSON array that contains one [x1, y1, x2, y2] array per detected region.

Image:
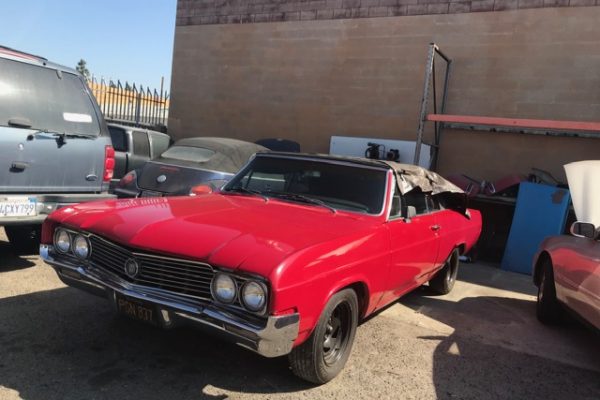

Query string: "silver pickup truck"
[[107, 123, 171, 190], [0, 46, 115, 251]]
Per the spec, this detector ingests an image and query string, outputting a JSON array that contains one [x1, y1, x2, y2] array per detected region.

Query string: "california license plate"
[[115, 294, 158, 325], [0, 196, 37, 217]]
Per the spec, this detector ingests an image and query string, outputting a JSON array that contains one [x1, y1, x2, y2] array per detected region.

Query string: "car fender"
[[270, 227, 390, 346]]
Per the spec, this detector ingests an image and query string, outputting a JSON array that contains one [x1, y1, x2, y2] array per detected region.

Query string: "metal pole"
[[159, 76, 164, 126], [135, 85, 142, 125], [431, 52, 452, 171], [413, 43, 437, 166], [117, 80, 123, 121]]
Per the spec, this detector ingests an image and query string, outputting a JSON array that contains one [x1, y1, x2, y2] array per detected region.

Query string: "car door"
[[386, 187, 440, 297]]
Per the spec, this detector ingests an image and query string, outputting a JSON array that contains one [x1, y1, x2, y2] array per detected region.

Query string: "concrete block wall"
[[169, 6, 600, 181], [176, 0, 600, 25]]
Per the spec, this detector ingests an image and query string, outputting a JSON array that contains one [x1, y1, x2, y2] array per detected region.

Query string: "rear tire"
[[4, 225, 41, 254], [536, 260, 562, 324], [429, 248, 460, 295], [288, 289, 358, 384]]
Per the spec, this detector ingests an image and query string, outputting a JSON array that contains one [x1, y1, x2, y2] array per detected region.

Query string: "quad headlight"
[[241, 281, 267, 312], [53, 228, 91, 259], [211, 273, 268, 313], [54, 229, 71, 253], [211, 273, 237, 304], [73, 234, 90, 259]]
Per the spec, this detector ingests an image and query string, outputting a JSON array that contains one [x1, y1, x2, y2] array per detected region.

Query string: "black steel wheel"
[[288, 289, 358, 384], [536, 259, 562, 324], [429, 248, 460, 295]]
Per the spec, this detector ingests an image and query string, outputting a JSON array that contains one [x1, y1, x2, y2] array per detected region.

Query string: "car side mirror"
[[570, 221, 597, 239], [406, 206, 417, 219], [190, 184, 213, 196]]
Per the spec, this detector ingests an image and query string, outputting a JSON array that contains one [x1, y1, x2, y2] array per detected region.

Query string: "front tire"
[[536, 260, 562, 324], [288, 289, 358, 384], [429, 248, 460, 295]]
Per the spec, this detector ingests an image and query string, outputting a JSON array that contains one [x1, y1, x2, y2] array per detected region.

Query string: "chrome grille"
[[89, 236, 214, 300]]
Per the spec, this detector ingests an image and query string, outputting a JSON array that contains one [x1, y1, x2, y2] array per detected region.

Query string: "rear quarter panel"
[[436, 208, 482, 262]]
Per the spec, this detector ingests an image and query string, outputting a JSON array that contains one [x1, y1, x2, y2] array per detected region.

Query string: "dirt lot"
[[0, 229, 598, 400]]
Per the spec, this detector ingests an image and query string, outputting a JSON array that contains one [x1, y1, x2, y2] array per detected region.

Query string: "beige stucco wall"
[[169, 7, 600, 181]]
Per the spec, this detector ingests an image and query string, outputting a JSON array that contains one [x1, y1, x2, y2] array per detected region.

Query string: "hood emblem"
[[18, 143, 25, 151], [124, 258, 140, 279], [156, 175, 167, 183]]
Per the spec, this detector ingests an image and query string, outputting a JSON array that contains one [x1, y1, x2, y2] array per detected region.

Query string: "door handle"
[[430, 225, 441, 232], [11, 162, 28, 172]]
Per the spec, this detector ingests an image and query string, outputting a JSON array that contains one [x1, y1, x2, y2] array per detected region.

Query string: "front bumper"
[[40, 244, 299, 358]]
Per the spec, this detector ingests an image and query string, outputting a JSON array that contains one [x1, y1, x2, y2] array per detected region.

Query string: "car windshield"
[[224, 156, 388, 214], [0, 58, 100, 136], [160, 145, 216, 162]]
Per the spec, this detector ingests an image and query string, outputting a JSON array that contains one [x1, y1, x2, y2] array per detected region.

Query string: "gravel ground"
[[0, 229, 599, 400]]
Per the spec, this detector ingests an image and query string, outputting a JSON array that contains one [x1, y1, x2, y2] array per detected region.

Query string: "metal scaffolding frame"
[[413, 43, 452, 168], [413, 44, 600, 170]]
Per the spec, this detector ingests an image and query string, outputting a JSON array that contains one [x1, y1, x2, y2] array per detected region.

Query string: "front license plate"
[[0, 196, 37, 217], [115, 294, 158, 325]]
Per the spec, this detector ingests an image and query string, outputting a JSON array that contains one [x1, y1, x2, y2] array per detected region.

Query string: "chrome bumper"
[[40, 244, 299, 358]]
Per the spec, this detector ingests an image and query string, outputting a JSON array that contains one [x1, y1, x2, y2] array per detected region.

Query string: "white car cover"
[[564, 160, 600, 227]]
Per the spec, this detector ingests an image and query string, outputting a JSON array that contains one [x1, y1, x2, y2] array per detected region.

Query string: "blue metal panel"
[[501, 182, 571, 275]]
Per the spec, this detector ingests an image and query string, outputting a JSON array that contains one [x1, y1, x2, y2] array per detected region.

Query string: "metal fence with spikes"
[[87, 76, 169, 131]]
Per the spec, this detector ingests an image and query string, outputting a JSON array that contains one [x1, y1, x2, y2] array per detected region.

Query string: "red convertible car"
[[534, 160, 600, 330], [40, 153, 481, 383]]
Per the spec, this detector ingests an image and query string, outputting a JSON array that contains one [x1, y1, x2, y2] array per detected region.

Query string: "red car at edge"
[[534, 160, 600, 330], [40, 153, 481, 383]]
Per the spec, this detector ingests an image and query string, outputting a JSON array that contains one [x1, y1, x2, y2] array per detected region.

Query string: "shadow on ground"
[[399, 289, 600, 399], [0, 240, 37, 271], [1, 269, 599, 399], [457, 262, 535, 296], [0, 287, 311, 400]]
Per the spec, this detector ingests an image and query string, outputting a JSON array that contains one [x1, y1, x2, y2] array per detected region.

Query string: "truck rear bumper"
[[1, 193, 115, 226]]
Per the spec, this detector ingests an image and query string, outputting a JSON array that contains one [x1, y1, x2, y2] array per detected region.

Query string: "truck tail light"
[[103, 145, 115, 182]]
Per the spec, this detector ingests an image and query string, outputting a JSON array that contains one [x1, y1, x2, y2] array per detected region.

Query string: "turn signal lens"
[[119, 170, 136, 187], [190, 184, 213, 196]]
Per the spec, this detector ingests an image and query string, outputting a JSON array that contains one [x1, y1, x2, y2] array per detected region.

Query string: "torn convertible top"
[[380, 161, 464, 196], [254, 152, 465, 197]]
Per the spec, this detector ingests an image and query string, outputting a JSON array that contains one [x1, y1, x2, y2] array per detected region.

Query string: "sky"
[[0, 0, 177, 91]]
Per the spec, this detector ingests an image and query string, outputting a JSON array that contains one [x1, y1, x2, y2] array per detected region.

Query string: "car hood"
[[50, 194, 380, 277], [565, 160, 600, 227]]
